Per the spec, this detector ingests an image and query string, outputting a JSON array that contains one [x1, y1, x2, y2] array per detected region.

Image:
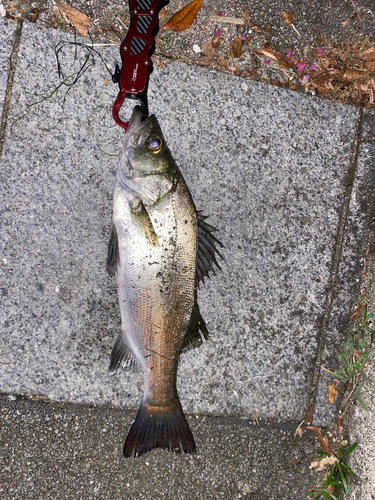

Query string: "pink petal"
[[317, 48, 325, 56], [301, 74, 310, 83], [296, 61, 307, 72], [217, 10, 224, 16], [307, 63, 318, 72], [287, 49, 293, 58], [239, 34, 247, 40], [264, 58, 271, 65], [215, 29, 223, 37]]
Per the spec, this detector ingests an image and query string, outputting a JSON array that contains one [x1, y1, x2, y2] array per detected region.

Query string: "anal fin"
[[180, 300, 209, 352]]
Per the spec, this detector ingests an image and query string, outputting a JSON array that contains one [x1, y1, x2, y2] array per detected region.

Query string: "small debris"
[[209, 15, 245, 25]]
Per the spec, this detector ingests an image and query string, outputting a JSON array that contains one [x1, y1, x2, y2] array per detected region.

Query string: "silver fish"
[[107, 106, 223, 457]]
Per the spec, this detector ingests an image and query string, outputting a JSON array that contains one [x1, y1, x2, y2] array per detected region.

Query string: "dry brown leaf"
[[258, 48, 278, 61], [232, 36, 243, 59], [328, 382, 338, 404], [316, 31, 323, 45], [164, 0, 202, 31], [342, 69, 368, 81], [202, 40, 215, 58], [304, 404, 314, 424], [307, 426, 335, 455], [358, 47, 375, 61], [335, 416, 344, 438], [56, 3, 92, 37], [364, 60, 375, 69], [296, 426, 304, 437], [212, 35, 221, 49], [282, 11, 295, 25], [242, 10, 251, 21], [310, 455, 337, 471]]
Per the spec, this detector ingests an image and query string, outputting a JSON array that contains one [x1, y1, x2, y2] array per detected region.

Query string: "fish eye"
[[146, 136, 163, 154]]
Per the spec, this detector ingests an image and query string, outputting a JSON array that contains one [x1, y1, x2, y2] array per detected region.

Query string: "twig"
[[291, 23, 301, 37]]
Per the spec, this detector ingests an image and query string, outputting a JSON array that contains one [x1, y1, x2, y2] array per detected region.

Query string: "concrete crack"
[[0, 20, 23, 161], [309, 108, 364, 424]]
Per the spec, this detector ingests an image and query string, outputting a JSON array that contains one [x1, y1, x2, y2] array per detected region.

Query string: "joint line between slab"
[[0, 20, 23, 160], [309, 108, 364, 423]]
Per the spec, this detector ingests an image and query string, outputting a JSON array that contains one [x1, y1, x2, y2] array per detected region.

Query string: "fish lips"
[[126, 106, 161, 148]]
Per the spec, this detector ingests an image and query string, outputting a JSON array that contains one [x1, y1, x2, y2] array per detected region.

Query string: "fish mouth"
[[126, 106, 155, 146]]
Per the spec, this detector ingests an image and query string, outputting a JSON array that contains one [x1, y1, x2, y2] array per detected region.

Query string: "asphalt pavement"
[[1, 15, 375, 500]]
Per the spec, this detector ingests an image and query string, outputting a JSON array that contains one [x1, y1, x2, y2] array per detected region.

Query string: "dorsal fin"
[[196, 212, 224, 287]]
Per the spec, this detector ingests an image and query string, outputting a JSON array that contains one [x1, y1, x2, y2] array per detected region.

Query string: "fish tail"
[[123, 398, 196, 458]]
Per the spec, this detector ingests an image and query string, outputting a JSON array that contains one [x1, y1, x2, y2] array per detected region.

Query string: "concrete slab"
[[0, 395, 325, 500], [0, 20, 372, 427]]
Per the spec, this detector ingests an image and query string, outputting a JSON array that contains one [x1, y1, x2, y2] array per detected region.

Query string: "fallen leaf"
[[242, 11, 251, 21], [335, 416, 344, 438], [342, 69, 368, 81], [212, 35, 222, 48], [159, 6, 168, 19], [259, 48, 278, 61], [328, 382, 338, 404], [316, 31, 323, 45], [202, 40, 215, 58], [56, 3, 92, 37], [263, 24, 272, 33], [307, 426, 335, 455], [358, 47, 375, 61], [232, 36, 242, 58], [296, 426, 304, 437], [304, 404, 314, 424], [164, 0, 202, 32], [310, 455, 337, 471], [283, 11, 295, 25]]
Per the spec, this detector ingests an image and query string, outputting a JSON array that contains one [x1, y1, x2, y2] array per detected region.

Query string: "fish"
[[106, 105, 223, 458]]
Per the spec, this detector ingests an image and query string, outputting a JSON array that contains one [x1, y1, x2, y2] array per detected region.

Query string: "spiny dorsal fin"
[[180, 300, 209, 353], [108, 333, 140, 373], [196, 212, 224, 287], [106, 224, 120, 277]]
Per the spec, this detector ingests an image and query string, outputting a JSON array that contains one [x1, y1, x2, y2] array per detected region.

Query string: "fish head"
[[118, 106, 178, 206]]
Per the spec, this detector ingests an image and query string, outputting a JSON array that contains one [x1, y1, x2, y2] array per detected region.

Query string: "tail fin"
[[123, 398, 196, 458]]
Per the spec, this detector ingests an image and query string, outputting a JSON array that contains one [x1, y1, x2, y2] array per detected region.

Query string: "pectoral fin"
[[106, 224, 120, 277], [108, 333, 140, 373], [130, 198, 159, 247]]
